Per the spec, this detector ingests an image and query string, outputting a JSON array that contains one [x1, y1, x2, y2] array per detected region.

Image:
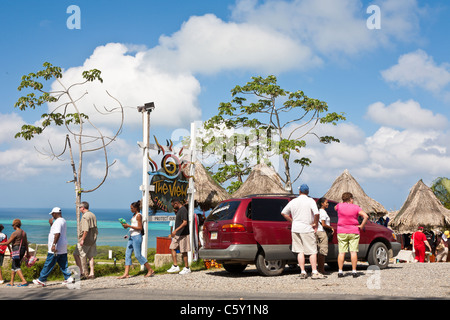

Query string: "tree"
[[14, 62, 124, 235], [203, 75, 346, 192], [431, 177, 450, 209]]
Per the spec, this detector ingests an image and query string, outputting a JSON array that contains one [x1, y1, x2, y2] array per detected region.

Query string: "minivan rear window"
[[206, 201, 241, 222], [250, 198, 289, 222]]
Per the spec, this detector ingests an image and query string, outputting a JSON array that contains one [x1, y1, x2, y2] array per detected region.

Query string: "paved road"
[[0, 285, 412, 300]]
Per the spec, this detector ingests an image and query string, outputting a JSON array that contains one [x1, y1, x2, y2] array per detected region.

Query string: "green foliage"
[[14, 62, 102, 140], [202, 75, 346, 190], [431, 177, 450, 209]]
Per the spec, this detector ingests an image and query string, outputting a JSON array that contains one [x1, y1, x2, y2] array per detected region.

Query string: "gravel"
[[34, 262, 450, 299]]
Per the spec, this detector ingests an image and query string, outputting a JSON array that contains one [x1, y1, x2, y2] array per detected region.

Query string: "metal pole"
[[138, 104, 154, 269], [187, 122, 196, 266]]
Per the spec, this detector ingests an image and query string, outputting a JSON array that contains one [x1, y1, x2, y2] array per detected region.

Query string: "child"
[[0, 224, 8, 284]]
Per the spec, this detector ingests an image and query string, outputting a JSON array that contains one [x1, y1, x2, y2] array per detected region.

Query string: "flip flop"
[[6, 284, 14, 287], [145, 271, 155, 278], [16, 283, 28, 287]]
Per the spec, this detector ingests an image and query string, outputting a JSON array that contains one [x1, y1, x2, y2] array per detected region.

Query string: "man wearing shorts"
[[167, 199, 191, 275], [335, 192, 369, 278], [73, 201, 98, 279], [281, 184, 326, 279]]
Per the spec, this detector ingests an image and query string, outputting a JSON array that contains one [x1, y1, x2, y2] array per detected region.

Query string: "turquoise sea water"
[[0, 207, 176, 248]]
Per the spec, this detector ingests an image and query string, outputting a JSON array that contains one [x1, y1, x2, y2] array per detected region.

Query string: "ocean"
[[0, 207, 183, 249]]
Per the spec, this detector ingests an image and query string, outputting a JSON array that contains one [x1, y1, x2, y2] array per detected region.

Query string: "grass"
[[0, 244, 206, 283]]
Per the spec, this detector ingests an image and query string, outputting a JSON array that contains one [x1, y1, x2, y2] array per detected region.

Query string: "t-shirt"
[[281, 195, 319, 233], [48, 217, 68, 254], [174, 206, 189, 236], [0, 232, 7, 254], [412, 231, 427, 249], [336, 202, 362, 234], [317, 208, 330, 232], [80, 211, 98, 245]]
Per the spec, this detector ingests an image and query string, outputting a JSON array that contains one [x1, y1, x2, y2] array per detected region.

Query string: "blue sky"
[[1, 0, 450, 212]]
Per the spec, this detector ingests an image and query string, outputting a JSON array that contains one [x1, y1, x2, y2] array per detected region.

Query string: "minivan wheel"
[[255, 253, 285, 276], [367, 242, 389, 269], [223, 263, 247, 274]]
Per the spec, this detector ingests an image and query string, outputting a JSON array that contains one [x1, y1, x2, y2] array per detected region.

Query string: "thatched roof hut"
[[232, 163, 291, 198], [324, 169, 388, 218], [390, 179, 450, 233], [182, 159, 230, 211]]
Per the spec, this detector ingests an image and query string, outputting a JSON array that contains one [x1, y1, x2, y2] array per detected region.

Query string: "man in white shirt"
[[281, 184, 326, 279], [33, 207, 73, 287]]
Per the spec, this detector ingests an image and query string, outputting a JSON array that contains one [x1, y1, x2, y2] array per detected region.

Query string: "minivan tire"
[[223, 263, 247, 274], [367, 242, 389, 269], [255, 253, 285, 276]]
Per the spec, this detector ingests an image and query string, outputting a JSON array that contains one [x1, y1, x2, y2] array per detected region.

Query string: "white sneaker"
[[179, 267, 191, 275], [167, 265, 180, 273], [62, 276, 74, 285], [33, 279, 46, 287], [0, 280, 4, 284]]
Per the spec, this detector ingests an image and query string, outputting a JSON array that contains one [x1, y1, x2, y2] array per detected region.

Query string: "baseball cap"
[[299, 184, 309, 193], [49, 207, 62, 215]]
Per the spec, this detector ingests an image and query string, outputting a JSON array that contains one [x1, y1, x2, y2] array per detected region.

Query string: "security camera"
[[137, 102, 155, 112]]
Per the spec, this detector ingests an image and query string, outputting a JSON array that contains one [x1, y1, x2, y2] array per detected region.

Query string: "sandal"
[[17, 283, 29, 287], [145, 271, 155, 278]]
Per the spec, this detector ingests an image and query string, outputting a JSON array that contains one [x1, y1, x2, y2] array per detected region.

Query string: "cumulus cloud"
[[366, 99, 448, 129], [231, 0, 424, 57], [381, 49, 450, 95]]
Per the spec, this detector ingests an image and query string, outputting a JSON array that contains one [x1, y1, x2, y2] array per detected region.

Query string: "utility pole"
[[138, 102, 155, 268], [187, 122, 197, 265]]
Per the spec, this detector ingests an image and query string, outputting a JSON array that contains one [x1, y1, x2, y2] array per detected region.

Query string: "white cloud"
[[49, 43, 202, 129], [366, 99, 448, 129], [146, 13, 320, 74], [231, 0, 424, 57], [381, 49, 450, 94]]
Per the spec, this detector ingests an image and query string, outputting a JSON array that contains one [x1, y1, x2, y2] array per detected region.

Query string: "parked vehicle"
[[199, 194, 401, 276]]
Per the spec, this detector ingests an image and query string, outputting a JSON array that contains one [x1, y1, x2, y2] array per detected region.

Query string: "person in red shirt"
[[412, 226, 432, 263]]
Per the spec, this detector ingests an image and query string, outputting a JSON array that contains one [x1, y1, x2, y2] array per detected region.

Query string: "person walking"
[[0, 224, 7, 284], [33, 207, 74, 287], [335, 192, 369, 278], [73, 201, 98, 279], [435, 231, 448, 262], [1, 219, 29, 286], [316, 198, 334, 275], [281, 184, 326, 279], [411, 226, 432, 263], [117, 200, 155, 279], [167, 199, 191, 275]]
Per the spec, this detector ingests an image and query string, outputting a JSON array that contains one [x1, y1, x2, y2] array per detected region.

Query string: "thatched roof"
[[390, 179, 450, 234], [323, 169, 388, 217], [182, 159, 230, 211], [232, 163, 291, 198]]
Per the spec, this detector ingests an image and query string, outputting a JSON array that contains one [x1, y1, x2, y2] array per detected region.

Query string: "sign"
[[148, 137, 190, 212]]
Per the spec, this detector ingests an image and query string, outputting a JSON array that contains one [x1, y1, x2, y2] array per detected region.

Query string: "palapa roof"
[[182, 159, 230, 211], [232, 163, 291, 198], [323, 169, 388, 216], [390, 179, 450, 234]]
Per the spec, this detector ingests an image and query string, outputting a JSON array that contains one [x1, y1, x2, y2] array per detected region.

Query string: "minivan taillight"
[[222, 224, 246, 232]]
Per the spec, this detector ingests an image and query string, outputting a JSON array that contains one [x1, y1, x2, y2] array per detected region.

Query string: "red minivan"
[[199, 194, 401, 276]]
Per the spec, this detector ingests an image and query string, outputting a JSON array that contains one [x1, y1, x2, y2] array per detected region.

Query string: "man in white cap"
[[33, 207, 73, 287], [281, 184, 325, 279]]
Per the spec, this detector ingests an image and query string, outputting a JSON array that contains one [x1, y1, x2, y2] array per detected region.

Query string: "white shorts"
[[292, 232, 317, 255]]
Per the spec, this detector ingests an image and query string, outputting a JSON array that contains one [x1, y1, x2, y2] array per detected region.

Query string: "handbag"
[[26, 244, 38, 267], [319, 222, 334, 242], [11, 231, 24, 260]]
